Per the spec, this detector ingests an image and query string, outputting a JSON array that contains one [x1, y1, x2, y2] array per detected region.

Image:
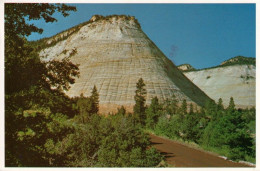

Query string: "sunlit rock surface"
[[40, 15, 211, 113], [183, 65, 255, 108]]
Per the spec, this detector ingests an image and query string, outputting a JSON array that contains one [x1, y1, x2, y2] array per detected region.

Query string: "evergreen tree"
[[76, 93, 93, 123], [117, 106, 126, 115], [145, 97, 162, 129], [163, 94, 178, 115], [90, 85, 99, 114], [201, 110, 253, 160], [133, 78, 147, 126], [204, 99, 217, 120], [217, 98, 224, 111], [182, 112, 200, 142], [5, 4, 78, 166], [227, 97, 235, 112], [76, 86, 100, 123]]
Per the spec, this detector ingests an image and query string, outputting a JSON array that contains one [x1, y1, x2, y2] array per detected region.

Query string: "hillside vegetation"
[[179, 56, 255, 72], [145, 95, 255, 163], [221, 56, 255, 66]]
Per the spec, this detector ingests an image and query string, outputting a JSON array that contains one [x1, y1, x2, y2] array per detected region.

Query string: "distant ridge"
[[220, 56, 255, 66], [178, 56, 255, 72]]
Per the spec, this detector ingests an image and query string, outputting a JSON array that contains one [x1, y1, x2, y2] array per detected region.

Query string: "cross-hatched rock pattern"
[[40, 15, 212, 113], [183, 65, 255, 109]]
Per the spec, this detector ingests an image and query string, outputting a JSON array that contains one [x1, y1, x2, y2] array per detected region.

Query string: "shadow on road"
[[150, 142, 163, 145], [160, 151, 175, 158]]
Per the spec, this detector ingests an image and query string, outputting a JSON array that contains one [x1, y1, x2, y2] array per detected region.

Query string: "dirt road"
[[150, 134, 252, 167]]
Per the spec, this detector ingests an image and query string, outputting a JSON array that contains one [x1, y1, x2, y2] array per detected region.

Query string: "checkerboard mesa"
[[39, 15, 212, 114]]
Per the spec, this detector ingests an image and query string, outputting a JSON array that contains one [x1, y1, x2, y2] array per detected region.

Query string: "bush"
[[49, 114, 162, 167]]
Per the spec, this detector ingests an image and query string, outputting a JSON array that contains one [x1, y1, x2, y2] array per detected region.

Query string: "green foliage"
[[5, 4, 78, 94], [162, 94, 178, 115], [5, 3, 162, 167], [204, 99, 217, 120], [148, 95, 255, 163], [227, 97, 235, 112], [189, 103, 194, 114], [5, 3, 79, 166], [50, 114, 162, 167], [179, 99, 187, 115], [201, 110, 253, 161], [154, 116, 180, 139], [117, 106, 126, 115], [44, 57, 80, 91], [221, 56, 256, 67], [5, 106, 74, 166], [76, 94, 92, 123], [181, 56, 255, 73], [96, 114, 161, 167], [145, 97, 162, 129], [217, 98, 224, 111], [5, 3, 255, 165], [75, 86, 100, 123], [133, 78, 147, 126], [90, 85, 99, 114], [5, 3, 76, 38], [182, 112, 200, 142]]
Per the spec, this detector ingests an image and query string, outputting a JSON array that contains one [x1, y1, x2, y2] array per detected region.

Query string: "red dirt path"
[[150, 134, 253, 167]]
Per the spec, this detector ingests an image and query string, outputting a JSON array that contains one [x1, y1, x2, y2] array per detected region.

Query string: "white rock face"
[[40, 15, 212, 113], [183, 65, 255, 108]]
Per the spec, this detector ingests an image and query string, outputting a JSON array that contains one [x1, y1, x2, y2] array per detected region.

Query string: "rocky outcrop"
[[177, 64, 195, 72], [39, 15, 212, 113], [183, 64, 255, 108]]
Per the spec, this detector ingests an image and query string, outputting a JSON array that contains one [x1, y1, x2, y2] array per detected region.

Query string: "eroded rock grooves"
[[40, 15, 212, 113], [183, 65, 255, 108]]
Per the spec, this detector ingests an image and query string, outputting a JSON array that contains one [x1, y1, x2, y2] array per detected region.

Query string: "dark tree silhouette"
[[133, 78, 147, 125]]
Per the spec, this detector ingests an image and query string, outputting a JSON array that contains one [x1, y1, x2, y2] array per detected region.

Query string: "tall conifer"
[[133, 78, 147, 125]]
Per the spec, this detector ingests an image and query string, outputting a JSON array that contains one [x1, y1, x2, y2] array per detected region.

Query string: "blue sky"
[[27, 3, 256, 69]]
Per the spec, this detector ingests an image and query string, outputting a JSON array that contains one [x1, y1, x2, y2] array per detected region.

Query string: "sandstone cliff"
[[181, 61, 255, 108], [39, 15, 212, 113]]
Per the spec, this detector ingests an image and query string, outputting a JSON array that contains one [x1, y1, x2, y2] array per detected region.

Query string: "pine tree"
[[204, 99, 217, 119], [164, 94, 178, 115], [90, 85, 99, 114], [217, 98, 224, 111], [77, 93, 86, 115], [117, 106, 126, 115], [133, 78, 147, 126], [145, 96, 162, 129], [227, 97, 235, 112], [76, 93, 93, 123]]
